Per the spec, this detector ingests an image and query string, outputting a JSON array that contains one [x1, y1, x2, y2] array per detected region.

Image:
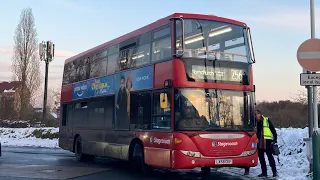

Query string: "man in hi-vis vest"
[[255, 110, 278, 178]]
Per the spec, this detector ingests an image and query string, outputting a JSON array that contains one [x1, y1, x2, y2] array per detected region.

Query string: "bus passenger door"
[[59, 104, 68, 150], [66, 103, 74, 151]]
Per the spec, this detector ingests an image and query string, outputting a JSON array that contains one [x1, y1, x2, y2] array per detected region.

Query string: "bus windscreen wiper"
[[238, 128, 253, 137], [202, 127, 234, 132], [203, 127, 253, 137], [202, 127, 222, 132]]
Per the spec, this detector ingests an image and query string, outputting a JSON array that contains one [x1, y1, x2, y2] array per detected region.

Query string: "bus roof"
[[64, 12, 247, 65]]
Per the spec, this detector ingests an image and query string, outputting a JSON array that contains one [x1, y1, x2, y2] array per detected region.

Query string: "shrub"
[[31, 129, 59, 139]]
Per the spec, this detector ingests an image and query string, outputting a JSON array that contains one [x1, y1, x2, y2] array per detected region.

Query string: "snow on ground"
[[0, 127, 312, 179], [0, 127, 59, 148], [219, 127, 311, 180]]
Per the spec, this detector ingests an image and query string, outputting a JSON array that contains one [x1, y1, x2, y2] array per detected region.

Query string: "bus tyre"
[[74, 136, 95, 162], [201, 167, 211, 176], [131, 142, 149, 175]]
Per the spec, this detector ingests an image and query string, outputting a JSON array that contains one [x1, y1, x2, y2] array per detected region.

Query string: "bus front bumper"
[[171, 150, 258, 169]]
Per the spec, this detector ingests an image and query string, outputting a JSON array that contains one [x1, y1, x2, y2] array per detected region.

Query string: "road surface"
[[0, 146, 251, 180]]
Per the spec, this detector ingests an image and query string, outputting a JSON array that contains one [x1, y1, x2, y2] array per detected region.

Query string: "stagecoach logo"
[[213, 141, 218, 147], [212, 141, 238, 147], [150, 136, 171, 145]]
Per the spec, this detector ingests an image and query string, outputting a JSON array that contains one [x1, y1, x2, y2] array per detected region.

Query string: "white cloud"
[[0, 48, 13, 54], [0, 47, 76, 58], [54, 50, 76, 58], [0, 62, 11, 72]]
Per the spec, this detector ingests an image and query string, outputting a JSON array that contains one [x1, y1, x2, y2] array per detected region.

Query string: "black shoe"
[[258, 173, 267, 177], [273, 172, 278, 177], [244, 168, 249, 175]]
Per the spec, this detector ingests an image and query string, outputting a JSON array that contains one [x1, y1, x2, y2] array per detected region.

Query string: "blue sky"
[[0, 0, 319, 102]]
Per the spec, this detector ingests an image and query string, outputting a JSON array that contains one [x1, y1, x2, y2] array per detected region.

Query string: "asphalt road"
[[0, 147, 251, 180]]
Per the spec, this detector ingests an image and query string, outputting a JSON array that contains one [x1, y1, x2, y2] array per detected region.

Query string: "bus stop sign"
[[297, 38, 320, 72]]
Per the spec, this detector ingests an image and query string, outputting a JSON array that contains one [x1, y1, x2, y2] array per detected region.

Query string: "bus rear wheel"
[[74, 136, 95, 162], [130, 142, 149, 175]]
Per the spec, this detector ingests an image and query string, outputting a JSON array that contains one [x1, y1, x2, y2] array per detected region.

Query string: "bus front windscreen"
[[176, 19, 253, 63], [174, 88, 254, 131]]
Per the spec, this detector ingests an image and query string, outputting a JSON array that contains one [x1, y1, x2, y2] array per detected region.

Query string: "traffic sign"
[[300, 73, 320, 86], [297, 38, 320, 72]]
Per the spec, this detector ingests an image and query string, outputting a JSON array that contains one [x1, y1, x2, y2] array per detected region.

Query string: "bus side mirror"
[[160, 93, 169, 109], [164, 79, 172, 88], [242, 73, 249, 85]]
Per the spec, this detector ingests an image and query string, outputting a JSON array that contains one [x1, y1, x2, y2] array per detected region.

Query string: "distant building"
[[0, 81, 21, 113], [33, 107, 58, 120], [56, 106, 60, 119]]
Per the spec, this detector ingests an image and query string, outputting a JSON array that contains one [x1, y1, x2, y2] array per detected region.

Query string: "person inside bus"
[[116, 75, 128, 129], [254, 110, 278, 177]]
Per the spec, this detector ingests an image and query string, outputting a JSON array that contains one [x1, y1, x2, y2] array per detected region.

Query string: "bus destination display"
[[190, 65, 248, 83]]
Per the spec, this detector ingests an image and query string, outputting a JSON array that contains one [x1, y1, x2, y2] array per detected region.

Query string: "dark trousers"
[[258, 140, 277, 174]]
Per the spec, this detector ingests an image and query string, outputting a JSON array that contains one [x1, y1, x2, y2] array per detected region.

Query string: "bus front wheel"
[[74, 136, 95, 162], [131, 142, 149, 174]]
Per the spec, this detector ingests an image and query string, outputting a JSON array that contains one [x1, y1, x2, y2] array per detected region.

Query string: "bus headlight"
[[180, 150, 201, 158], [240, 149, 256, 157]]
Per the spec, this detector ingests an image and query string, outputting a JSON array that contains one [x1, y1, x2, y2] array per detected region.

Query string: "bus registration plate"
[[215, 159, 232, 165]]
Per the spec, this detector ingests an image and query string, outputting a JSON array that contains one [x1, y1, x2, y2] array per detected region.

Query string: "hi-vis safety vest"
[[263, 116, 273, 140]]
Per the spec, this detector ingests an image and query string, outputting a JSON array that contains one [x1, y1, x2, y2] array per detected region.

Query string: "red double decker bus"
[[59, 12, 258, 174]]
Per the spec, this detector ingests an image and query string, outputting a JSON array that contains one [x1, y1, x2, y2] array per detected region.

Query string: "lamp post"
[[39, 41, 55, 121]]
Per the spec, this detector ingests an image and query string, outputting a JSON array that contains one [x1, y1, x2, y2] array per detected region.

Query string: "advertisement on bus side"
[[89, 75, 115, 97], [72, 81, 89, 99], [114, 66, 153, 129], [72, 76, 115, 99], [72, 66, 153, 101]]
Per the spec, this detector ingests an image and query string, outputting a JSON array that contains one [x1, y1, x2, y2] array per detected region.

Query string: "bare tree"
[[11, 8, 42, 119], [291, 89, 320, 105], [47, 87, 61, 113], [256, 100, 308, 128]]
